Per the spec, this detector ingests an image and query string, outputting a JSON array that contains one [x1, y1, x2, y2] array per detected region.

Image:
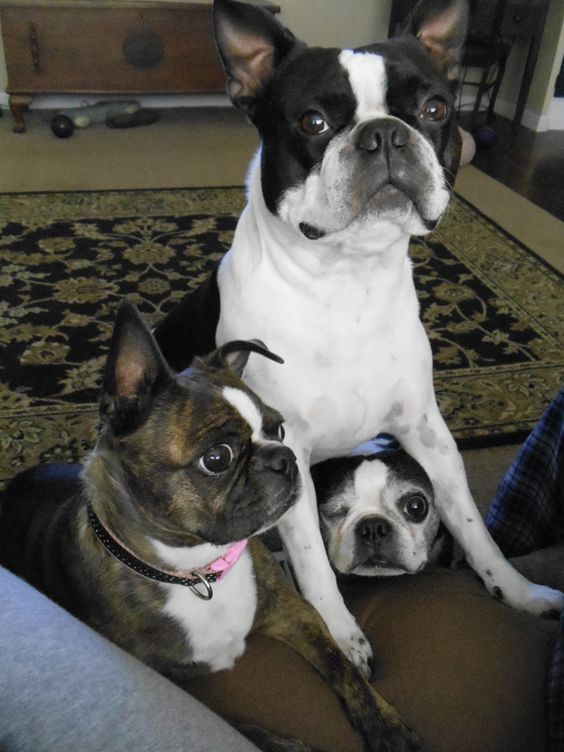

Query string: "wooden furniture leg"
[[9, 95, 32, 134]]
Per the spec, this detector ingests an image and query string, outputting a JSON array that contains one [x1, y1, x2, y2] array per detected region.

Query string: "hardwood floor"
[[466, 115, 564, 222]]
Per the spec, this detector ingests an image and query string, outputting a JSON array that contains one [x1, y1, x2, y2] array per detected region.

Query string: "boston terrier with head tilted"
[[312, 450, 441, 578], [153, 0, 563, 674], [0, 301, 420, 752]]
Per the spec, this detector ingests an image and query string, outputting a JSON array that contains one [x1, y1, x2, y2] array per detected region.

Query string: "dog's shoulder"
[[0, 463, 82, 533], [0, 463, 84, 594]]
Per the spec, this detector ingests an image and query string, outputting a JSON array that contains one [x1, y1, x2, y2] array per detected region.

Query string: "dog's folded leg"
[[237, 724, 326, 752], [401, 404, 564, 618], [252, 544, 422, 752], [276, 453, 373, 676]]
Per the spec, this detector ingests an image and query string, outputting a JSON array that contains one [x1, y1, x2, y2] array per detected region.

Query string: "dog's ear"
[[101, 300, 172, 435], [213, 0, 299, 112], [204, 339, 284, 377], [401, 0, 468, 80]]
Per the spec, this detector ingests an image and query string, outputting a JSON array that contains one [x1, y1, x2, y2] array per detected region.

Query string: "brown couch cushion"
[[187, 567, 558, 752]]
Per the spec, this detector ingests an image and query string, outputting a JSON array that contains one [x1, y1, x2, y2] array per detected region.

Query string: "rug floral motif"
[[0, 188, 562, 487]]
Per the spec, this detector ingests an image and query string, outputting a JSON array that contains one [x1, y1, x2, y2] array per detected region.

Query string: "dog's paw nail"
[[492, 586, 504, 601]]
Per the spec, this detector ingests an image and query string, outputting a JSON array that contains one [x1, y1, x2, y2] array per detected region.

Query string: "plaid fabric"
[[486, 388, 564, 556], [485, 388, 564, 752]]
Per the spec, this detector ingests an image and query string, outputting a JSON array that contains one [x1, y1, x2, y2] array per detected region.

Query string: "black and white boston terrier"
[[154, 0, 563, 674]]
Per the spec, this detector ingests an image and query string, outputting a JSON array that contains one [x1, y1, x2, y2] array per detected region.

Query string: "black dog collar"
[[87, 504, 246, 600]]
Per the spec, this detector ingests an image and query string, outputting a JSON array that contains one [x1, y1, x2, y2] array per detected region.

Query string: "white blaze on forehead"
[[353, 459, 389, 510], [339, 49, 388, 122], [223, 386, 264, 440], [324, 459, 390, 526]]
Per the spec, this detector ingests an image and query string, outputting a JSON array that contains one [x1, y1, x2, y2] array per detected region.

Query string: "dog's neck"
[[234, 150, 414, 288], [87, 503, 247, 597]]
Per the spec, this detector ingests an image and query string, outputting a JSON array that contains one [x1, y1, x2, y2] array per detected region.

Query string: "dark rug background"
[[1, 187, 562, 487]]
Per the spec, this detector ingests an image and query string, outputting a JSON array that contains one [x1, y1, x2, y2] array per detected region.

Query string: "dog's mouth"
[[349, 553, 428, 577], [299, 222, 326, 240], [359, 554, 399, 571], [349, 556, 410, 577], [297, 181, 437, 242]]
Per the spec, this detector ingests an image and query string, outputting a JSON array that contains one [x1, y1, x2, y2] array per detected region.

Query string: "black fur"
[[153, 263, 221, 372]]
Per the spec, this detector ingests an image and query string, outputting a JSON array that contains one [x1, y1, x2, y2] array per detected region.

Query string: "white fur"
[[338, 50, 388, 121], [216, 152, 563, 670], [219, 159, 425, 461], [151, 538, 257, 672], [223, 386, 264, 441]]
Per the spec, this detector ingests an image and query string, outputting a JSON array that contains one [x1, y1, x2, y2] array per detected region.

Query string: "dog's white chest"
[[217, 225, 429, 459], [159, 550, 257, 672]]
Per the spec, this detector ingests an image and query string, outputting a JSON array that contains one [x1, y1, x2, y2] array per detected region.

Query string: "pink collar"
[[87, 504, 248, 600], [206, 539, 249, 579]]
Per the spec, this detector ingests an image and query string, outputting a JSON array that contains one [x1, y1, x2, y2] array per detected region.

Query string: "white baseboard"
[[547, 97, 564, 130], [0, 92, 230, 111], [493, 96, 564, 132], [493, 97, 542, 131], [455, 84, 564, 132]]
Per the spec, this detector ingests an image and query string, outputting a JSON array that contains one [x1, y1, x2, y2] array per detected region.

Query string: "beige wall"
[[278, 0, 390, 48], [497, 0, 564, 123], [0, 18, 6, 94], [534, 6, 564, 114], [531, 0, 564, 115]]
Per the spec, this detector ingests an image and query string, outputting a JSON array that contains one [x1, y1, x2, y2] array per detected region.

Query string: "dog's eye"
[[199, 444, 234, 475], [276, 423, 285, 441], [299, 111, 330, 136], [420, 98, 448, 122], [401, 493, 429, 522], [321, 507, 347, 521]]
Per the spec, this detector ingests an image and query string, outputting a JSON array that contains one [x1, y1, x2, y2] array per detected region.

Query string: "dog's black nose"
[[255, 445, 297, 476], [357, 516, 391, 545], [356, 118, 409, 152]]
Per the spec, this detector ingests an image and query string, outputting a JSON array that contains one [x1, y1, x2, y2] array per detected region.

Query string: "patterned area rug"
[[1, 187, 562, 488]]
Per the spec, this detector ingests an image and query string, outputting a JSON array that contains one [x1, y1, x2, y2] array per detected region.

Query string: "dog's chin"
[[344, 554, 428, 578], [250, 487, 300, 537], [361, 187, 439, 234], [206, 484, 299, 545], [351, 564, 410, 577]]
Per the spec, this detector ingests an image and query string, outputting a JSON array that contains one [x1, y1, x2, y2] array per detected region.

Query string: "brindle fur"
[[0, 301, 419, 752], [249, 541, 420, 751]]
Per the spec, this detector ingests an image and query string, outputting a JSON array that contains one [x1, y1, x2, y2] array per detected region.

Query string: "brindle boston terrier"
[[0, 301, 420, 752]]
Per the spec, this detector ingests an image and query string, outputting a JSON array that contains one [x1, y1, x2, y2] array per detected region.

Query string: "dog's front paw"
[[522, 583, 564, 618], [331, 617, 373, 677], [491, 580, 564, 618]]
